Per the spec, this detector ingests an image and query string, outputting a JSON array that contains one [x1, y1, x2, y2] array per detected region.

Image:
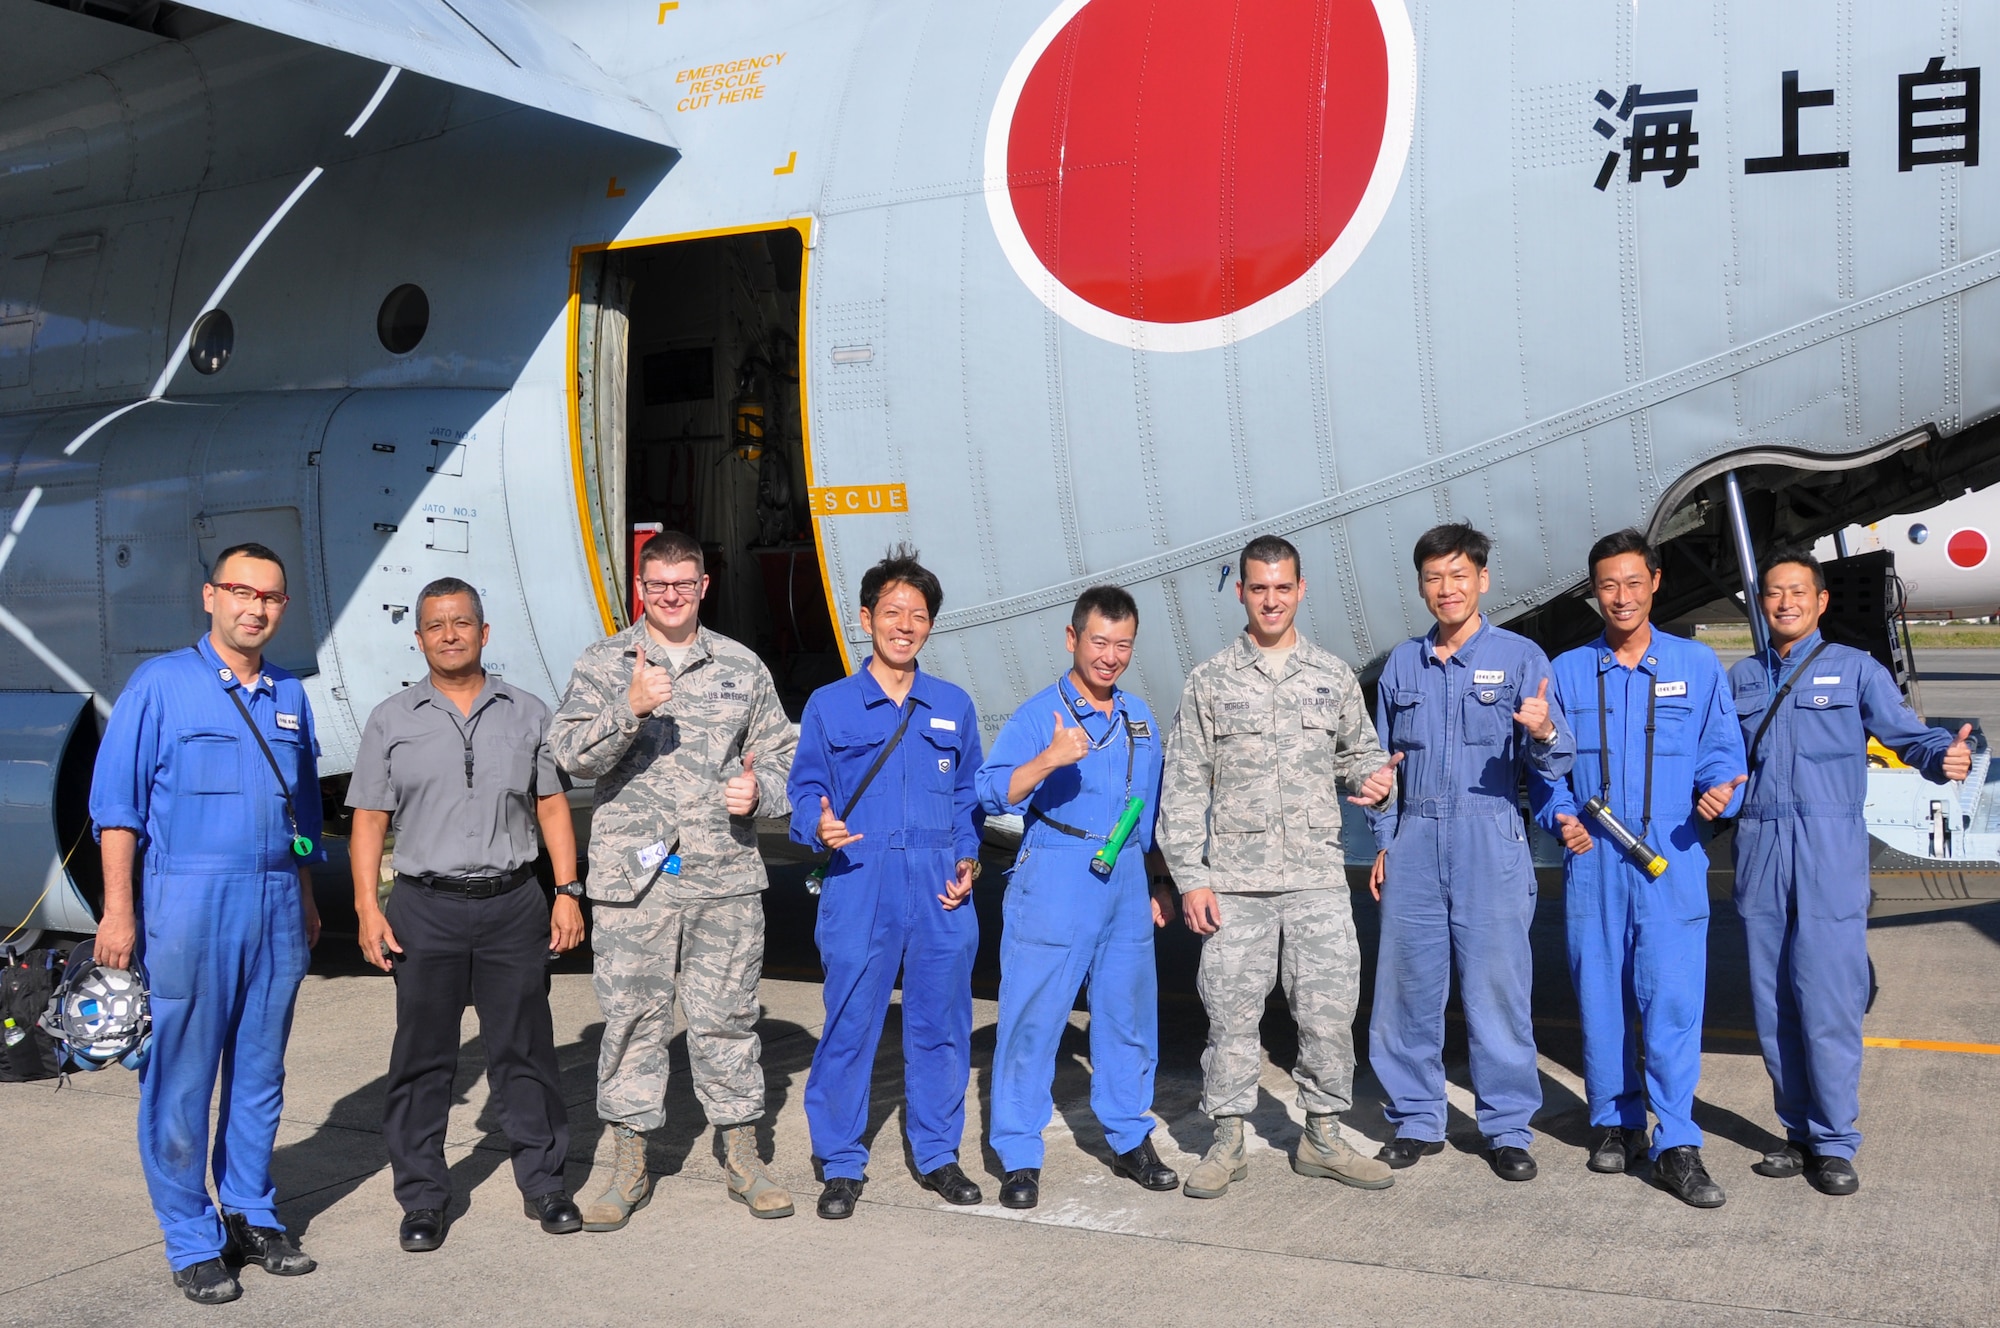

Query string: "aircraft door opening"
[[574, 223, 838, 713]]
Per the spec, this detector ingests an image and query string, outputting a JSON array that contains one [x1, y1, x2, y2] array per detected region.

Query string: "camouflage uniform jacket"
[[550, 622, 795, 901], [1159, 632, 1393, 895]]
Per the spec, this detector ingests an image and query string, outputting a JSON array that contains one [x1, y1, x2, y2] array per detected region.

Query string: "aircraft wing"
[[177, 0, 674, 147]]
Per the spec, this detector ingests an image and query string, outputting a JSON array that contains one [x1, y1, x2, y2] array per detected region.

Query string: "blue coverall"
[[1727, 630, 1954, 1160], [1369, 620, 1573, 1150], [1530, 629, 1744, 1157], [787, 663, 984, 1180], [977, 676, 1163, 1170], [88, 636, 323, 1270]]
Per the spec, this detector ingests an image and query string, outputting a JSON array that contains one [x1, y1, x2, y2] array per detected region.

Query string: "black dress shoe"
[[1805, 1153, 1860, 1196], [524, 1191, 582, 1234], [398, 1209, 446, 1253], [1110, 1137, 1179, 1191], [918, 1162, 983, 1206], [172, 1257, 242, 1305], [817, 1176, 864, 1219], [1487, 1146, 1538, 1182], [998, 1169, 1040, 1210], [1652, 1145, 1726, 1208], [1587, 1126, 1637, 1174], [1376, 1137, 1445, 1169], [1752, 1143, 1806, 1178], [221, 1213, 317, 1275]]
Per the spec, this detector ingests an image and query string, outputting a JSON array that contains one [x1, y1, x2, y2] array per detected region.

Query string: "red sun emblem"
[[1947, 528, 1989, 569], [986, 0, 1413, 351]]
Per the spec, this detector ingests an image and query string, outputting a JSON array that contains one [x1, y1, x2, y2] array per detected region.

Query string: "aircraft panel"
[[175, 0, 674, 149], [89, 216, 183, 394], [1313, 193, 1429, 496], [0, 0, 160, 102]]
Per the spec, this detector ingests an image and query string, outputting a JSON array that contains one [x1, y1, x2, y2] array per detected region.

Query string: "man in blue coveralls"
[[1729, 547, 1971, 1196], [1367, 523, 1573, 1182], [787, 546, 986, 1220], [1530, 529, 1747, 1208], [976, 586, 1180, 1211], [90, 543, 324, 1304]]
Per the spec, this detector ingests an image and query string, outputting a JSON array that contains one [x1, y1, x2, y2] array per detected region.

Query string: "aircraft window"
[[1909, 523, 1930, 545], [378, 284, 429, 354], [188, 309, 232, 375]]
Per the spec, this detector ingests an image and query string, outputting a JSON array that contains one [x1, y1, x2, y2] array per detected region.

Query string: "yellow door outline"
[[563, 216, 847, 671]]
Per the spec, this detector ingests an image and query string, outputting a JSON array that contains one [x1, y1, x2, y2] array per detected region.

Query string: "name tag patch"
[[275, 712, 300, 730], [1474, 670, 1506, 685], [930, 717, 956, 731], [1127, 719, 1152, 738], [1813, 676, 1842, 685], [634, 840, 680, 876], [1654, 681, 1688, 698]]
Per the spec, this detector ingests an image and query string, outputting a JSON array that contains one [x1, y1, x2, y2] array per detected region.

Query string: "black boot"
[[918, 1162, 983, 1206], [1652, 1145, 1726, 1208], [523, 1191, 582, 1234], [1752, 1143, 1806, 1179], [1805, 1153, 1860, 1196], [817, 1176, 863, 1219], [398, 1209, 446, 1253], [222, 1213, 317, 1275], [1376, 1137, 1445, 1170], [171, 1258, 243, 1305], [1587, 1126, 1636, 1174], [998, 1168, 1040, 1210], [1111, 1136, 1179, 1191]]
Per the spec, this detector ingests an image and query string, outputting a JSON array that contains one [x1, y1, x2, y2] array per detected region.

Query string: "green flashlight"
[[1090, 797, 1147, 878]]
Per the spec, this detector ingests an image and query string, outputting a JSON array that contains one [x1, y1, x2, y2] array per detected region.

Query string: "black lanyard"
[[1748, 640, 1834, 765], [1597, 665, 1656, 834], [1031, 680, 1134, 839], [225, 684, 310, 856]]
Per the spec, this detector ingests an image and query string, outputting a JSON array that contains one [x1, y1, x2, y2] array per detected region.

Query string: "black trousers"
[[383, 879, 569, 1211]]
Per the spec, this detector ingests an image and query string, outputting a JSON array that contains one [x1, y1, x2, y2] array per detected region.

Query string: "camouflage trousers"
[[1196, 888, 1359, 1118], [591, 888, 766, 1131]]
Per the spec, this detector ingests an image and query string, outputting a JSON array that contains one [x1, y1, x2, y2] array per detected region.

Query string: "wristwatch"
[[554, 881, 585, 898], [955, 857, 983, 881]]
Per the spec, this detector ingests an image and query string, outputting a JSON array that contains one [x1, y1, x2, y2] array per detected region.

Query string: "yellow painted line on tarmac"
[[1862, 1036, 2000, 1055]]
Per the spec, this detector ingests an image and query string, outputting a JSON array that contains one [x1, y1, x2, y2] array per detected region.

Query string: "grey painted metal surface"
[[0, 691, 96, 935], [2, 0, 1999, 932]]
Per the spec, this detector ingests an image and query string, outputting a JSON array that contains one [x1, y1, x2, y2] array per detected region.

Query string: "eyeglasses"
[[211, 581, 290, 608], [638, 578, 702, 600]]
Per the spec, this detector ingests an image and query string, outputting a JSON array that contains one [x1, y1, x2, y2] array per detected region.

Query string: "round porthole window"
[[1908, 523, 1930, 546], [377, 284, 429, 354], [187, 309, 233, 374]]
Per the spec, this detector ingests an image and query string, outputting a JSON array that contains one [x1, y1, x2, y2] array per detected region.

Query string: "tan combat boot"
[[1292, 1113, 1394, 1190], [1182, 1116, 1249, 1199], [723, 1124, 795, 1219], [580, 1124, 654, 1231]]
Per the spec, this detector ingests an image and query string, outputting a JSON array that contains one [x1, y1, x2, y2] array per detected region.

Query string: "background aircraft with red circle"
[[4, 0, 2000, 931]]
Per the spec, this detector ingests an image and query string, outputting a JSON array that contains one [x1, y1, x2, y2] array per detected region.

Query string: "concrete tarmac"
[[5, 879, 1998, 1327]]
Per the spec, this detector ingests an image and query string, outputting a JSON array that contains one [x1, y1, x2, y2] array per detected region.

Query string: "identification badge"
[[1128, 719, 1152, 739], [632, 840, 682, 877], [1654, 681, 1688, 698], [1479, 690, 1497, 703], [930, 717, 956, 731], [1812, 675, 1842, 685], [275, 712, 300, 731], [938, 758, 951, 772], [1474, 670, 1505, 685]]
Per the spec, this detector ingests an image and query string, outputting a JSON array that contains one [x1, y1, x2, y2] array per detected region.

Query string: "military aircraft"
[[5, 0, 2000, 940], [1825, 489, 2000, 619]]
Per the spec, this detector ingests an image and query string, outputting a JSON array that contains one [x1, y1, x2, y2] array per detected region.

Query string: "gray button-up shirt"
[[346, 674, 564, 879]]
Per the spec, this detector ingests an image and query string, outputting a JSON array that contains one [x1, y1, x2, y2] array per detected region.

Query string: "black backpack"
[[0, 946, 67, 1081]]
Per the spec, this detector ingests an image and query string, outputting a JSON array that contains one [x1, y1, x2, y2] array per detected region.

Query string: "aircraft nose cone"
[[992, 0, 1409, 343]]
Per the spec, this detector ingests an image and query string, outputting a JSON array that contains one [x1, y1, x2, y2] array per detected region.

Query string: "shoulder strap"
[[838, 698, 917, 821], [1747, 640, 1834, 764], [224, 686, 304, 851]]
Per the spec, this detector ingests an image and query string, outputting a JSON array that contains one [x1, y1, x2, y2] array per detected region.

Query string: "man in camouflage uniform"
[[1160, 535, 1401, 1198], [550, 530, 797, 1227]]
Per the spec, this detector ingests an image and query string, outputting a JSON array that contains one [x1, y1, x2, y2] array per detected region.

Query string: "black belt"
[[396, 864, 535, 899]]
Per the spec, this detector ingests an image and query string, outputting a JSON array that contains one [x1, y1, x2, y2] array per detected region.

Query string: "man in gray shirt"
[[347, 578, 586, 1253]]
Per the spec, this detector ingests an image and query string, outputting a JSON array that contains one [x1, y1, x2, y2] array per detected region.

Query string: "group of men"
[[87, 520, 1971, 1304]]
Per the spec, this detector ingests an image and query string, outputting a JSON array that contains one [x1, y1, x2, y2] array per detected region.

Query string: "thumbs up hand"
[[724, 752, 760, 817], [1040, 709, 1091, 770], [817, 794, 862, 851], [1554, 812, 1594, 855], [628, 653, 673, 718], [1944, 722, 1977, 782], [1696, 773, 1749, 822], [1514, 678, 1556, 743], [1348, 750, 1404, 807]]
